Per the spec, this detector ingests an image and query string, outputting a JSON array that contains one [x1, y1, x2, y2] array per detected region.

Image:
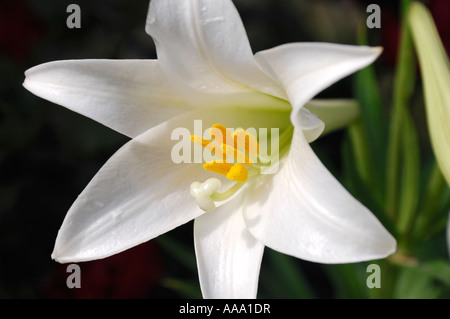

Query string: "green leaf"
[[322, 263, 369, 299], [161, 278, 202, 298], [354, 28, 386, 156], [396, 111, 420, 238], [385, 5, 418, 227], [259, 249, 316, 298], [414, 162, 449, 240], [393, 266, 443, 299], [341, 135, 393, 230], [347, 120, 371, 186], [352, 26, 386, 204], [418, 260, 450, 286]]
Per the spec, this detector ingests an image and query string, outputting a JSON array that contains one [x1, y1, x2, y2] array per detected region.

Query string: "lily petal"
[[243, 128, 396, 263], [255, 43, 382, 128], [145, 0, 286, 104], [52, 114, 208, 263], [194, 191, 264, 299], [23, 59, 188, 138], [298, 107, 325, 143]]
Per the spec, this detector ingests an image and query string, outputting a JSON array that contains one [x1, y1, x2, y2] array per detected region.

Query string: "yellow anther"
[[191, 135, 211, 148], [191, 135, 218, 154], [210, 124, 234, 147], [203, 161, 233, 176], [226, 163, 248, 183], [221, 143, 253, 165], [232, 129, 260, 155]]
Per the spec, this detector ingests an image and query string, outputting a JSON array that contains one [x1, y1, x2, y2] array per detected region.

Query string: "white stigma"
[[190, 178, 222, 212]]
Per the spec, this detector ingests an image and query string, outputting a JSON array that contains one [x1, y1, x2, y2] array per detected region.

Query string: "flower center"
[[189, 123, 293, 212], [191, 123, 259, 182], [189, 123, 262, 212]]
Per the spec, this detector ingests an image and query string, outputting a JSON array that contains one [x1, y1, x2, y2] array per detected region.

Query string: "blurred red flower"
[[0, 0, 46, 62], [45, 241, 163, 299], [380, 0, 450, 67]]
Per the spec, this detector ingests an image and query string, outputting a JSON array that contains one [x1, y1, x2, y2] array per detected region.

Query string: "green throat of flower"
[[189, 122, 293, 212]]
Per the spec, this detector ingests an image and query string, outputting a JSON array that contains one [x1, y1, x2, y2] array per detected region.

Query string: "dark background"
[[1, 0, 448, 298]]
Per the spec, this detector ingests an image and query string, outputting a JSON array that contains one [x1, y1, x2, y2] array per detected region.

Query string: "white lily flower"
[[23, 0, 396, 298]]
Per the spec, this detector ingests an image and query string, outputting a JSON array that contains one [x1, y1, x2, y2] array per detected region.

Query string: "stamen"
[[221, 143, 253, 165], [232, 129, 260, 155], [190, 135, 217, 154], [203, 161, 233, 175], [226, 163, 248, 182], [210, 124, 233, 147]]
